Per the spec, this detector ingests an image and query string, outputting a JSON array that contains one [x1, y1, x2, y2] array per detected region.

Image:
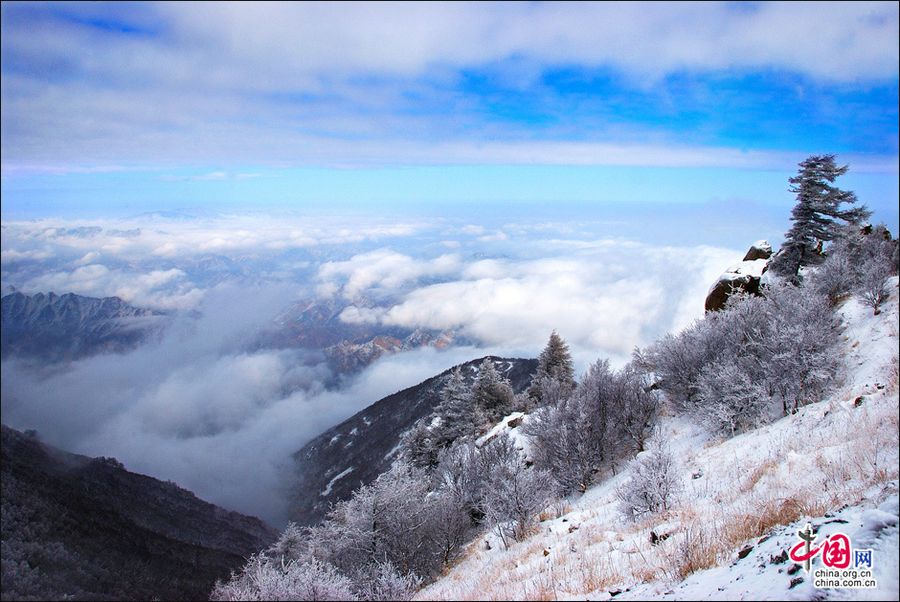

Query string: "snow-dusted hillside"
[[418, 279, 899, 601]]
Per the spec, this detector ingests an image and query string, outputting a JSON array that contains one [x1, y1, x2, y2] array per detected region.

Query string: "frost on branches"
[[643, 281, 841, 435], [210, 555, 355, 602], [616, 441, 683, 522]]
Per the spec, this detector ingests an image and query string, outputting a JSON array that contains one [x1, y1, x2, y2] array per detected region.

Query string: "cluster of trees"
[[212, 341, 577, 600], [212, 436, 553, 600], [812, 222, 898, 313], [642, 156, 897, 439], [213, 155, 898, 599], [524, 359, 657, 496], [639, 280, 842, 435], [403, 334, 575, 471], [403, 358, 516, 469]]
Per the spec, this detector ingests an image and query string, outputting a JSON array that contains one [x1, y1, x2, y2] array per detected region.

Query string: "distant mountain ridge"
[[289, 355, 538, 526], [323, 328, 461, 374], [1, 291, 164, 360], [259, 296, 469, 375], [0, 424, 277, 600]]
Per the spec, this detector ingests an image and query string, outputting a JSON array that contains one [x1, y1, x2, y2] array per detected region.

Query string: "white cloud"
[[344, 242, 740, 365], [22, 263, 203, 311], [318, 249, 462, 299], [478, 230, 508, 243], [1, 247, 54, 264], [2, 3, 896, 171], [3, 215, 430, 262], [0, 285, 495, 525], [159, 2, 897, 82], [0, 211, 759, 526], [74, 251, 101, 265]]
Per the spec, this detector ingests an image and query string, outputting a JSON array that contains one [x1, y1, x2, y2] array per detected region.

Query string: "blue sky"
[[1, 1, 898, 234]]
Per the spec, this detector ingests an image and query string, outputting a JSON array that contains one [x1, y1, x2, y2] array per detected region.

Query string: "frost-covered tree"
[[210, 555, 356, 601], [643, 278, 841, 432], [810, 222, 898, 307], [402, 418, 441, 469], [268, 522, 306, 561], [618, 364, 659, 453], [695, 358, 770, 437], [859, 259, 893, 315], [434, 440, 487, 524], [812, 248, 856, 305], [431, 367, 476, 443], [404, 368, 478, 470], [616, 441, 682, 522], [526, 358, 661, 495], [576, 358, 626, 466], [527, 331, 576, 406], [525, 396, 597, 496], [480, 434, 553, 548], [425, 486, 474, 566], [755, 282, 841, 414], [526, 360, 613, 495], [352, 561, 421, 601], [306, 461, 437, 580], [637, 314, 730, 411], [771, 155, 870, 280], [471, 358, 515, 424]]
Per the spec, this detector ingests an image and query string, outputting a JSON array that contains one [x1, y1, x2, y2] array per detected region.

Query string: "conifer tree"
[[527, 331, 576, 406], [432, 367, 475, 444], [471, 358, 514, 424], [771, 155, 870, 280]]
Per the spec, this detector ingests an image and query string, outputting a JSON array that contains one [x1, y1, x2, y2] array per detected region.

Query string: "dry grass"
[[738, 457, 779, 494], [887, 354, 899, 394], [524, 566, 561, 601], [729, 496, 827, 546], [573, 553, 622, 594], [668, 521, 720, 580], [655, 493, 833, 583]]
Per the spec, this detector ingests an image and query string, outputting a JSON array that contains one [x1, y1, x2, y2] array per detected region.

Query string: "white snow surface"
[[721, 258, 769, 281], [475, 411, 531, 457], [750, 240, 772, 253], [418, 280, 899, 601]]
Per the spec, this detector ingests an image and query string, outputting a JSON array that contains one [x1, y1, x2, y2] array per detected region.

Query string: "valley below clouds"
[[1, 211, 742, 524]]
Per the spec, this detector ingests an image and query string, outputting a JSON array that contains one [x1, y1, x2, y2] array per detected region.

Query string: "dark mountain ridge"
[[0, 425, 277, 601]]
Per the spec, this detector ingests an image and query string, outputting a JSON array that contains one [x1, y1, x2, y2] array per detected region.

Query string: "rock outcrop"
[[705, 241, 772, 312]]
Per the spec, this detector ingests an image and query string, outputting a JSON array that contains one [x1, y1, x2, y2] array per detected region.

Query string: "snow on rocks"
[[742, 240, 773, 262], [705, 242, 773, 312], [476, 411, 528, 450]]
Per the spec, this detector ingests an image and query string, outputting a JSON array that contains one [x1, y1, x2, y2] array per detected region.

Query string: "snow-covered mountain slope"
[[419, 279, 899, 601]]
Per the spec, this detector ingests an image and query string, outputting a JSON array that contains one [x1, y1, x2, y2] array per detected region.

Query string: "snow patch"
[[476, 411, 526, 449], [320, 467, 353, 497]]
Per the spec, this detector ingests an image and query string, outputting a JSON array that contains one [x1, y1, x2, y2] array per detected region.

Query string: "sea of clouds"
[[1, 211, 743, 524]]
